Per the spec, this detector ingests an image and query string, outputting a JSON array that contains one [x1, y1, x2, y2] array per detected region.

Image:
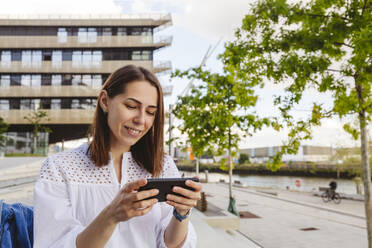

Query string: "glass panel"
[[10, 99, 20, 109], [82, 75, 92, 86], [71, 99, 79, 109], [72, 51, 82, 67], [131, 27, 141, 35], [21, 75, 31, 86], [1, 50, 11, 67], [71, 74, 81, 86], [117, 27, 127, 36], [92, 51, 102, 67], [11, 50, 22, 61], [82, 51, 92, 67], [61, 98, 70, 109], [42, 51, 52, 61], [0, 100, 9, 110], [41, 99, 51, 109], [80, 99, 91, 109], [88, 28, 97, 43], [78, 28, 88, 43], [62, 50, 72, 61], [52, 50, 62, 68], [142, 50, 151, 60], [62, 74, 72, 85], [92, 75, 102, 88], [31, 99, 41, 110], [0, 75, 10, 87], [57, 28, 67, 43], [21, 50, 32, 67], [11, 75, 21, 86], [132, 51, 141, 60], [102, 28, 111, 36], [41, 74, 51, 86], [32, 50, 42, 68], [31, 75, 41, 87], [20, 99, 31, 110], [51, 74, 62, 86], [51, 99, 61, 109]]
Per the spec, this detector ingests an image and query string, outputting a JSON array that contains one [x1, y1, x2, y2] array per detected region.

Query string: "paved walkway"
[[203, 183, 366, 248]]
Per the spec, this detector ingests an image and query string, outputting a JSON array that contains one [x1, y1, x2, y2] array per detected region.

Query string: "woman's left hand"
[[166, 179, 202, 216]]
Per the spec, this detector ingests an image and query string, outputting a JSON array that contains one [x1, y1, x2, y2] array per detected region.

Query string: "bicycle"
[[321, 189, 341, 204]]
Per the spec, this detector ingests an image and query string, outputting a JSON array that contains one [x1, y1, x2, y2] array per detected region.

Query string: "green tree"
[[172, 67, 270, 215], [238, 153, 250, 164], [0, 116, 9, 149], [24, 109, 51, 154], [222, 0, 372, 245]]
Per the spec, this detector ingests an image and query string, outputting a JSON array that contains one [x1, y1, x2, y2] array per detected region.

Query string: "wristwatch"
[[173, 208, 190, 222]]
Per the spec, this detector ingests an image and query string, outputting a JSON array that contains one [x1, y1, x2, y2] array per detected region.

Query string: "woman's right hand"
[[107, 178, 159, 223]]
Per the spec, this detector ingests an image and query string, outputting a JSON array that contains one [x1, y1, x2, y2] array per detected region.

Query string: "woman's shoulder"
[[160, 154, 180, 178], [38, 143, 94, 183]]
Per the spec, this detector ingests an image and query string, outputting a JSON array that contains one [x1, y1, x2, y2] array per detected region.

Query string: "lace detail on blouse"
[[38, 144, 180, 185]]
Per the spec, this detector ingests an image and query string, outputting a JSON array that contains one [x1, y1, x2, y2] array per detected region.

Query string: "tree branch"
[[334, 42, 354, 49]]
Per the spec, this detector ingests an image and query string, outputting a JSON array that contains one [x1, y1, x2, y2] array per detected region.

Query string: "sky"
[[1, 0, 369, 149]]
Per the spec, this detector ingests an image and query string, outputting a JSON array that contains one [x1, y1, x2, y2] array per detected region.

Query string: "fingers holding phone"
[[166, 178, 202, 216], [108, 179, 159, 223]]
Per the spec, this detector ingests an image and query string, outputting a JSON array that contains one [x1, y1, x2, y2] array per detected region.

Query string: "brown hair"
[[88, 65, 164, 177]]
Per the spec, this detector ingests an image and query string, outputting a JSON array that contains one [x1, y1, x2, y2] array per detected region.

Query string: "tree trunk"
[[359, 109, 372, 248], [33, 135, 37, 154], [196, 157, 200, 178], [229, 150, 233, 198]]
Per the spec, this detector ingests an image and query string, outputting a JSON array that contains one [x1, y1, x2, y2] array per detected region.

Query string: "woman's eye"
[[125, 104, 136, 109], [147, 111, 156, 116]]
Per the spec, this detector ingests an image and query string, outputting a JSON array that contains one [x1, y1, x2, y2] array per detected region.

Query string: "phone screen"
[[138, 177, 199, 202]]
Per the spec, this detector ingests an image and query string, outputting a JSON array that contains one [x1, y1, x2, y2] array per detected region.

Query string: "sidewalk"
[[202, 183, 366, 248]]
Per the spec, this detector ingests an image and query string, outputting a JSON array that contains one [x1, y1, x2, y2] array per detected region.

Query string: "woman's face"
[[100, 80, 158, 151]]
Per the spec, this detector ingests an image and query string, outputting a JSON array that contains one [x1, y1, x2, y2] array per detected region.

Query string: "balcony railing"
[[153, 60, 172, 74]]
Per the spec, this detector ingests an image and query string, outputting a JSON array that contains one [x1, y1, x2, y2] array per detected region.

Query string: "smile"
[[125, 126, 143, 135]]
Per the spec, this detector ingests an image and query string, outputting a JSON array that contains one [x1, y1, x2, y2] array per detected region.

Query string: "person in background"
[[329, 180, 337, 199], [33, 65, 201, 247]]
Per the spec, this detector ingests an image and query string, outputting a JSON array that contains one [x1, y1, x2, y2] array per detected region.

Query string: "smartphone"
[[138, 177, 199, 202]]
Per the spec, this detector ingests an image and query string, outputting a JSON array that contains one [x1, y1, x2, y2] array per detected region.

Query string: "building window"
[[52, 50, 62, 68], [82, 75, 92, 86], [43, 51, 52, 61], [31, 99, 41, 110], [92, 51, 102, 67], [142, 50, 152, 60], [21, 50, 32, 67], [78, 28, 88, 43], [41, 74, 51, 86], [51, 99, 61, 109], [41, 99, 51, 109], [0, 100, 9, 110], [132, 51, 141, 60], [31, 75, 41, 87], [72, 74, 81, 86], [71, 99, 79, 109], [20, 99, 31, 110], [21, 75, 31, 86], [92, 75, 102, 88], [10, 99, 20, 109], [88, 28, 97, 43], [62, 74, 72, 85], [1, 50, 11, 67], [11, 75, 21, 86], [32, 50, 42, 67], [51, 75, 62, 86], [0, 75, 10, 87], [117, 27, 127, 36], [62, 50, 72, 61], [57, 28, 67, 43], [72, 51, 82, 67], [82, 51, 92, 67], [11, 50, 21, 61], [61, 98, 71, 109]]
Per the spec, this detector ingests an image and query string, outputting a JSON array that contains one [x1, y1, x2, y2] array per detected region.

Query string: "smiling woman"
[[33, 65, 201, 248]]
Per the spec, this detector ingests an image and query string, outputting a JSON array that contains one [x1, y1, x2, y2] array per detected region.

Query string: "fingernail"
[[154, 189, 159, 194]]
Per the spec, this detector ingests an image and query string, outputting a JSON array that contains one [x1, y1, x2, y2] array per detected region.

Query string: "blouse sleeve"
[[33, 157, 85, 248], [156, 155, 197, 248]]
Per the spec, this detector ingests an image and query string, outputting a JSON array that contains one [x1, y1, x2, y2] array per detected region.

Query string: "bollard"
[[205, 170, 209, 183], [196, 192, 207, 212]]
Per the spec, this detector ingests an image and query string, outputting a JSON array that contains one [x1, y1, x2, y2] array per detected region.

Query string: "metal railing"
[[154, 36, 173, 45], [0, 13, 172, 21]]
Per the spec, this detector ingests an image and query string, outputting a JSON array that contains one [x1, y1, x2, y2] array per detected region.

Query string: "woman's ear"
[[98, 90, 109, 113]]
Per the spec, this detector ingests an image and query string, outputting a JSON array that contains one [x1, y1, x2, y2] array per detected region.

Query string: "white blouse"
[[33, 143, 197, 248]]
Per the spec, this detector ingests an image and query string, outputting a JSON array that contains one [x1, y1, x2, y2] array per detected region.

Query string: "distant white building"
[[240, 145, 333, 163]]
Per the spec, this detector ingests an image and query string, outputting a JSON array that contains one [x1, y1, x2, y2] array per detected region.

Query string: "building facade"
[[0, 14, 172, 153], [240, 145, 334, 163]]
